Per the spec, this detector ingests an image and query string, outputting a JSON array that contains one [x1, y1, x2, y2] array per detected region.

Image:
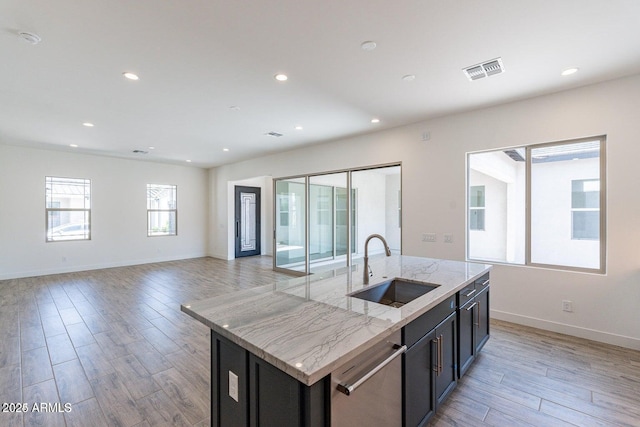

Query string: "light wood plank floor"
[[1, 257, 639, 427]]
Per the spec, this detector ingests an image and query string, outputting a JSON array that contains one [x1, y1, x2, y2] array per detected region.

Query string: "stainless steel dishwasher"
[[331, 330, 405, 427]]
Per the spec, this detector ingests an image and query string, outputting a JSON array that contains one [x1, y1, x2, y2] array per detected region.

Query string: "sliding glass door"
[[275, 177, 306, 271], [274, 164, 401, 274]]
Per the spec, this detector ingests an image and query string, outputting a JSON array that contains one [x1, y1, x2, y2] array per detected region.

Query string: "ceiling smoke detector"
[[463, 58, 505, 81], [19, 31, 42, 45]]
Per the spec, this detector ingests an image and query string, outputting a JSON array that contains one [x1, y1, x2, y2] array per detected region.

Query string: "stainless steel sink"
[[348, 278, 439, 308]]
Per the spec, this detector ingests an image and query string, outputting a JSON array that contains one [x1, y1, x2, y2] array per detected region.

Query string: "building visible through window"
[[469, 186, 485, 231], [571, 179, 600, 240]]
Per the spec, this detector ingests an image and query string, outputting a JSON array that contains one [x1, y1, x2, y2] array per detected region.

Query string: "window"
[[571, 179, 600, 240], [469, 186, 485, 230], [147, 184, 177, 236], [46, 176, 91, 242], [467, 136, 605, 273]]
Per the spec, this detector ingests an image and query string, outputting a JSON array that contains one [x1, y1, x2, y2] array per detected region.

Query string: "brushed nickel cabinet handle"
[[438, 335, 443, 375], [466, 302, 478, 311], [463, 289, 476, 298]]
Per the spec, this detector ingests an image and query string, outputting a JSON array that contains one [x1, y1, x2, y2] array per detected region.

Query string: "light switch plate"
[[422, 233, 436, 242], [229, 371, 239, 402]]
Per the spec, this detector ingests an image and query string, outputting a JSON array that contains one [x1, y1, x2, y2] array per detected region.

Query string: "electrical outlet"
[[229, 371, 239, 402], [562, 300, 573, 312], [422, 233, 436, 242], [444, 234, 453, 243]]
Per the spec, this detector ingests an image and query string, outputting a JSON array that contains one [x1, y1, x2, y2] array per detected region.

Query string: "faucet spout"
[[363, 234, 392, 284]]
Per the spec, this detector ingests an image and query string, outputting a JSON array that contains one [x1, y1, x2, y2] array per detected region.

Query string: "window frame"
[[467, 135, 606, 274], [45, 176, 92, 243], [147, 184, 178, 237]]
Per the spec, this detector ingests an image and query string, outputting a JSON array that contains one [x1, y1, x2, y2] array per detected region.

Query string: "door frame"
[[235, 186, 261, 258]]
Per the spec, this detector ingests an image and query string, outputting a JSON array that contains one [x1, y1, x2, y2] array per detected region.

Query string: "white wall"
[[0, 145, 209, 279], [209, 74, 640, 349], [385, 173, 401, 252]]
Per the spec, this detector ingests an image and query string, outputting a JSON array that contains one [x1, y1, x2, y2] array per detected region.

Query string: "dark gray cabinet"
[[210, 332, 327, 427], [209, 273, 490, 427], [457, 273, 490, 378], [402, 295, 457, 427]]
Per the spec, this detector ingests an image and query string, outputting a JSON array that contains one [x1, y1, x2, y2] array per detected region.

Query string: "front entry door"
[[235, 186, 261, 258]]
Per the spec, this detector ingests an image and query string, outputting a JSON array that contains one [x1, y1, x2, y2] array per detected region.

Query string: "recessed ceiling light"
[[123, 72, 139, 81], [69, 144, 78, 148], [223, 148, 229, 152], [402, 74, 416, 82], [82, 122, 94, 127], [274, 73, 288, 82], [361, 41, 377, 51], [371, 118, 380, 124], [561, 67, 579, 76], [295, 126, 303, 130], [186, 159, 192, 163], [148, 146, 155, 150], [19, 31, 42, 45]]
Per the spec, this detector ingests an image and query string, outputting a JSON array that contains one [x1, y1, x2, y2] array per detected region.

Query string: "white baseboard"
[[208, 252, 233, 261], [0, 253, 207, 280], [491, 309, 640, 351]]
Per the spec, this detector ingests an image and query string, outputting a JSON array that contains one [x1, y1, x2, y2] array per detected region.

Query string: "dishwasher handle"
[[336, 343, 407, 396]]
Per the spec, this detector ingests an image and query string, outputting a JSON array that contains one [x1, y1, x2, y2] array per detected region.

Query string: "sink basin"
[[348, 278, 439, 308]]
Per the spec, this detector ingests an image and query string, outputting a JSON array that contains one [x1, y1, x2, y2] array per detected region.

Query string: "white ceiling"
[[2, 1, 640, 168]]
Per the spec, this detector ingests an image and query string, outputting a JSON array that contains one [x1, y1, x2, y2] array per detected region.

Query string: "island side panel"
[[248, 354, 328, 427], [212, 330, 328, 427], [212, 332, 248, 427]]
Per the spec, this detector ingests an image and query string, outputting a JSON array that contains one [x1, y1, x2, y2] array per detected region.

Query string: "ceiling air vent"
[[132, 149, 149, 154], [265, 132, 283, 137], [463, 57, 505, 81]]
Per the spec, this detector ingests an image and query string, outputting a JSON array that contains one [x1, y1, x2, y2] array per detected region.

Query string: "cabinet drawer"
[[475, 273, 490, 291], [457, 283, 476, 306], [403, 295, 456, 348]]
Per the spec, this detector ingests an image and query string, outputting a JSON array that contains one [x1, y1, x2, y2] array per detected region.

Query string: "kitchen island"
[[181, 255, 491, 426]]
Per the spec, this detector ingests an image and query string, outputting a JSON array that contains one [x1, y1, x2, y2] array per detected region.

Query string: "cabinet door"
[[434, 312, 457, 408], [457, 299, 476, 378], [476, 286, 490, 352], [403, 329, 436, 427]]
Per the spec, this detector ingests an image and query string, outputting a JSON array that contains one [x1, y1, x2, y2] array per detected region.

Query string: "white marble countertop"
[[181, 255, 491, 386]]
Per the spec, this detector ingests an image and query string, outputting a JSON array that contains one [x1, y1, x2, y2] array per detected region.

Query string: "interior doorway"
[[235, 186, 261, 258]]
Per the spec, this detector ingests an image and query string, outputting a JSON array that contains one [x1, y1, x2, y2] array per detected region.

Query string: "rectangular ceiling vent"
[[132, 149, 149, 154], [265, 131, 283, 137], [463, 57, 505, 81]]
